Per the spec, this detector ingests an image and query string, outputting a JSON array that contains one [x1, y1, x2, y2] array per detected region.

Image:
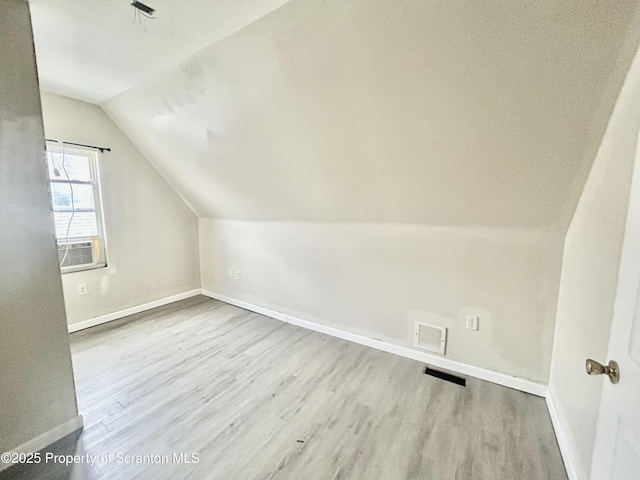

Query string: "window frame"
[[46, 141, 109, 274]]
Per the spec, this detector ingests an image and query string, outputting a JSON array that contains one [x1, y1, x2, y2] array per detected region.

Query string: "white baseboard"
[[0, 415, 84, 473], [67, 289, 202, 333], [546, 390, 581, 480], [200, 289, 548, 397]]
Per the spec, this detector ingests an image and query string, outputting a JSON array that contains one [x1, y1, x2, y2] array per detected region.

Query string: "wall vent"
[[414, 322, 447, 355]]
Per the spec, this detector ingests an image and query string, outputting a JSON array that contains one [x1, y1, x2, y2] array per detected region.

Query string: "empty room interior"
[[3, 0, 640, 479]]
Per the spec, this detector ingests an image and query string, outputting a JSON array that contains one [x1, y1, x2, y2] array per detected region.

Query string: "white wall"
[[103, 0, 640, 228], [201, 220, 564, 383], [30, 0, 640, 449], [182, 1, 640, 386], [0, 0, 78, 453], [9, 0, 640, 469], [40, 91, 200, 326], [548, 43, 640, 480]]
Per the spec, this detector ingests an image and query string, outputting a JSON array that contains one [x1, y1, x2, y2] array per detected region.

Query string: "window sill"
[[60, 263, 107, 275]]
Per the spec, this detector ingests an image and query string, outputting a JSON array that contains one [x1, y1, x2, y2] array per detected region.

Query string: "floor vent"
[[414, 322, 447, 354], [424, 366, 466, 387]]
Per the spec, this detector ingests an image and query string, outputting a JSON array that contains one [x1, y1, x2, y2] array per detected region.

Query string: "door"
[[590, 139, 640, 479]]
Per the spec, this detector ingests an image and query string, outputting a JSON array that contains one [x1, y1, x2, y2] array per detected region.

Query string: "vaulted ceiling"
[[30, 0, 292, 103], [31, 0, 640, 226]]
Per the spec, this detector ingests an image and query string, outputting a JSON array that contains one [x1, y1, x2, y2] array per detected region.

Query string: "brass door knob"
[[585, 359, 620, 384]]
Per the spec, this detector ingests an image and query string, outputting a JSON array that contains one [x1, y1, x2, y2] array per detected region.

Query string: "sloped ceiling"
[[30, 0, 292, 103], [34, 0, 640, 226]]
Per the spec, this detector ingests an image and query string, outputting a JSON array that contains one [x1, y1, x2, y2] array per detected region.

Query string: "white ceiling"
[[29, 0, 291, 104]]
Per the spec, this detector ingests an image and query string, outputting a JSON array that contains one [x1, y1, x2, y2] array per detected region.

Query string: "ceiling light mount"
[[131, 1, 155, 17]]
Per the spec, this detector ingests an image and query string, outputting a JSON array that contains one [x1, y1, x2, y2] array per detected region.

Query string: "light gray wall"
[[548, 42, 640, 480], [0, 0, 78, 453], [40, 91, 201, 326]]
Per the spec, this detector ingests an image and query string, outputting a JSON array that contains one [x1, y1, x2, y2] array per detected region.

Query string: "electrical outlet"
[[466, 315, 479, 331], [77, 284, 88, 296], [235, 270, 241, 281], [228, 269, 233, 279]]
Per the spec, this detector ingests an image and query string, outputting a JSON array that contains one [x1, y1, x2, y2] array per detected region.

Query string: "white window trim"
[[46, 141, 109, 274]]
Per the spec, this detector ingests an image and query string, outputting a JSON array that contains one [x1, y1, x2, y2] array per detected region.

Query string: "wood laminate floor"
[[14, 296, 568, 479]]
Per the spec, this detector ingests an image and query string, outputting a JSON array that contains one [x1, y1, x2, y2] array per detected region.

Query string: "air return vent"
[[414, 322, 447, 355]]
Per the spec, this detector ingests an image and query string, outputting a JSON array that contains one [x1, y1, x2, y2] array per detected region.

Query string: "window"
[[46, 142, 107, 273]]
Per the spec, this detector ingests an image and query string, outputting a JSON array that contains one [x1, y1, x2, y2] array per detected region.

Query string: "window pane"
[[47, 151, 92, 182], [50, 183, 95, 211], [54, 211, 98, 240], [45, 145, 107, 271]]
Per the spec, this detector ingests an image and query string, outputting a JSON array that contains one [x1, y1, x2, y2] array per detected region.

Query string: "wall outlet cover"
[[466, 315, 479, 331]]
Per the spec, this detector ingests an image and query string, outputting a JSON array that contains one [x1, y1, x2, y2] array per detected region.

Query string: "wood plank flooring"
[[47, 296, 568, 479]]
